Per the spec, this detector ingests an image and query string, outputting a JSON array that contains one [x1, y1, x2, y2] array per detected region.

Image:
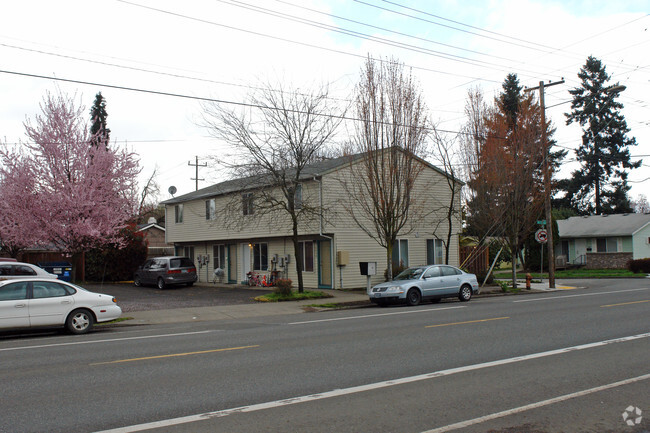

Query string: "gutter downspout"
[[314, 175, 336, 289]]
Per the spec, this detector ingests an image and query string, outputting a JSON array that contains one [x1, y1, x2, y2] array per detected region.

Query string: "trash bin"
[[37, 261, 73, 282]]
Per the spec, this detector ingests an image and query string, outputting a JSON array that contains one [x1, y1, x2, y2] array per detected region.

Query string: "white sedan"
[[0, 279, 122, 334]]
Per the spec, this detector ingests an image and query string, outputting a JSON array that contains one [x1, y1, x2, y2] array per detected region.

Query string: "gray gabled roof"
[[161, 148, 462, 205], [557, 213, 650, 238]]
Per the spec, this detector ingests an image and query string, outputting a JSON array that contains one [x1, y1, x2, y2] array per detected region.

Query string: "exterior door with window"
[[318, 240, 332, 288], [29, 281, 74, 326], [421, 266, 443, 297]]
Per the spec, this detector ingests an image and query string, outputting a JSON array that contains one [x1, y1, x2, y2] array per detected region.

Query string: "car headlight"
[[386, 286, 404, 293]]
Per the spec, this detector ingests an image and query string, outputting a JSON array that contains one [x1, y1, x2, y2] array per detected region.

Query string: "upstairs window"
[[293, 183, 303, 210], [242, 193, 254, 216], [175, 204, 183, 223], [205, 199, 216, 220]]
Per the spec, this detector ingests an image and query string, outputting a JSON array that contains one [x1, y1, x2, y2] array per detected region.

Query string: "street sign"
[[537, 220, 546, 226], [535, 229, 548, 243]]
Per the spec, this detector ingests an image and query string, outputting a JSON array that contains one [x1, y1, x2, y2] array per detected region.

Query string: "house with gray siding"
[[162, 152, 462, 289], [556, 213, 650, 269]]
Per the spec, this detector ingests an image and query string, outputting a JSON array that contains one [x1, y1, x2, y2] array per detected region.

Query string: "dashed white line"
[[513, 287, 650, 302], [288, 305, 465, 325], [94, 332, 650, 433]]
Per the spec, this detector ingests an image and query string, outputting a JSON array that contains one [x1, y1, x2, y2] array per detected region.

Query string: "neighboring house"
[[137, 218, 174, 258], [556, 213, 650, 269], [162, 152, 462, 289]]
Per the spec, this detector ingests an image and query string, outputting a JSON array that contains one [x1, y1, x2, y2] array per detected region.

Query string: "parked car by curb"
[[368, 265, 479, 306], [0, 278, 121, 334], [0, 262, 58, 280]]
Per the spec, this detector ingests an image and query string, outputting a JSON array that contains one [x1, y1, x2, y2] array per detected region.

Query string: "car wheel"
[[459, 284, 473, 302], [157, 278, 166, 290], [134, 276, 142, 287], [66, 309, 94, 334], [406, 288, 421, 306], [187, 282, 194, 287]]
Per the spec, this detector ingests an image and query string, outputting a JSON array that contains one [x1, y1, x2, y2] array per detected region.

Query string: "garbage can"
[[37, 261, 73, 282]]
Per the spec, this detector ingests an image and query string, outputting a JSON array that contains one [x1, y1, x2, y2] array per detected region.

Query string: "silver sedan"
[[369, 265, 479, 306]]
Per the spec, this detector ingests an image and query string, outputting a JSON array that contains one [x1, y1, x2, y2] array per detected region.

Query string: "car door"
[[420, 266, 443, 298], [0, 281, 30, 329], [28, 281, 75, 326], [439, 266, 462, 294], [140, 259, 155, 284]]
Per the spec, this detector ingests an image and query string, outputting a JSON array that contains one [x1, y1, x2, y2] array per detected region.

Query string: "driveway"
[[82, 282, 273, 313]]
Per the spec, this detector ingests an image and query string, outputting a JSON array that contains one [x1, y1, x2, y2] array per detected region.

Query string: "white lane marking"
[[94, 332, 650, 433], [0, 330, 215, 352], [423, 373, 650, 433], [513, 287, 650, 303], [288, 306, 465, 325]]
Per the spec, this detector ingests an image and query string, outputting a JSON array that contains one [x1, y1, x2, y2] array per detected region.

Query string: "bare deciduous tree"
[[340, 56, 430, 280], [201, 82, 344, 292]]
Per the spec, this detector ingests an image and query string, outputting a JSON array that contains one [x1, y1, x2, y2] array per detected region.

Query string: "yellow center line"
[[426, 317, 509, 328], [91, 345, 259, 365], [601, 300, 650, 308]]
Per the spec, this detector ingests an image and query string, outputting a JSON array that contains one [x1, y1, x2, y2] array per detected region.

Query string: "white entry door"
[[240, 243, 251, 283]]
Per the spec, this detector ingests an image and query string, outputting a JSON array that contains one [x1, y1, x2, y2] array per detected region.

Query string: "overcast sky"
[[1, 0, 648, 202]]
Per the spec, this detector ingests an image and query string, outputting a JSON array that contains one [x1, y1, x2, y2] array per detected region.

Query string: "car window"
[[0, 281, 29, 301], [13, 265, 37, 276], [441, 266, 460, 276], [394, 267, 424, 280], [172, 258, 194, 268], [0, 265, 11, 276], [423, 266, 441, 278], [142, 260, 154, 270], [152, 259, 167, 269], [32, 281, 73, 299]]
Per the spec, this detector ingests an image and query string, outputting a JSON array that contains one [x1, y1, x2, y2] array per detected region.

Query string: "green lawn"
[[493, 268, 645, 279], [254, 290, 333, 302]]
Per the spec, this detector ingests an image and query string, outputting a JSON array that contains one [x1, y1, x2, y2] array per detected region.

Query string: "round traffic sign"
[[535, 229, 548, 243]]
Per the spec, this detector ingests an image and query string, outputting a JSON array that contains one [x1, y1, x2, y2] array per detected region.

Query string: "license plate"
[[374, 293, 381, 298]]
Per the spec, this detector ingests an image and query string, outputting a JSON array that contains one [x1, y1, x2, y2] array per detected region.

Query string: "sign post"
[[535, 229, 548, 280]]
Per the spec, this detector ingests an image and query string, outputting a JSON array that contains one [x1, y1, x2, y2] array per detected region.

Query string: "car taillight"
[[190, 267, 196, 273], [167, 269, 182, 274]]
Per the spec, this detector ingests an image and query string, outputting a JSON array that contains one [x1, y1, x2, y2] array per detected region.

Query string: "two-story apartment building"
[[162, 152, 462, 289]]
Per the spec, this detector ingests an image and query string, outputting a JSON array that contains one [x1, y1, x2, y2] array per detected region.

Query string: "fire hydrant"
[[525, 273, 532, 290]]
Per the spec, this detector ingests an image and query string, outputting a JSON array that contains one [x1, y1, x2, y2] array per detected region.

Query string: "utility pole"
[[188, 156, 207, 191], [525, 78, 564, 289]]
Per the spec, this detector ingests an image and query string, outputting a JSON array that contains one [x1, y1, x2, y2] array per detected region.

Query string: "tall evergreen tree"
[[90, 92, 110, 149], [562, 56, 640, 215], [499, 73, 523, 128]]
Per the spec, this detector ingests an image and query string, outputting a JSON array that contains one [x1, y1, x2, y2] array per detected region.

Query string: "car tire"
[[66, 309, 94, 334], [406, 288, 421, 306], [459, 284, 473, 302], [157, 278, 166, 290], [134, 276, 142, 287]]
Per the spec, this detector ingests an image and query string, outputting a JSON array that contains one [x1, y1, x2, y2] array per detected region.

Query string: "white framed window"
[[205, 199, 216, 220], [242, 193, 254, 216], [426, 239, 444, 265], [294, 183, 303, 210], [298, 240, 314, 272], [174, 204, 183, 223], [213, 244, 225, 270], [392, 239, 409, 269], [253, 243, 268, 270]]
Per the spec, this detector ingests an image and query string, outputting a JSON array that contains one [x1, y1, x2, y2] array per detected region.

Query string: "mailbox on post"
[[359, 261, 377, 275], [359, 261, 377, 292]]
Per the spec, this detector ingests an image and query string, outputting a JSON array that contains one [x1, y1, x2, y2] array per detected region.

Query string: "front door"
[[240, 243, 251, 284], [227, 244, 237, 284], [318, 240, 332, 288]]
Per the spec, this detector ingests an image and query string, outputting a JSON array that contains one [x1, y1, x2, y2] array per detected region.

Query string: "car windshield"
[[394, 267, 425, 281]]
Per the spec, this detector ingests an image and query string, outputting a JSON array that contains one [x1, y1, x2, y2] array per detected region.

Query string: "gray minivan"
[[134, 256, 197, 289]]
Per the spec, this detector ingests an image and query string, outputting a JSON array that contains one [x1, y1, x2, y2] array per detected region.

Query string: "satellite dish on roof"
[[168, 186, 177, 196]]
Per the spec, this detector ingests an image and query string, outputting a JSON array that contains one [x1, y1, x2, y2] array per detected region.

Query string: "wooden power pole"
[[188, 156, 207, 191], [525, 79, 564, 289]]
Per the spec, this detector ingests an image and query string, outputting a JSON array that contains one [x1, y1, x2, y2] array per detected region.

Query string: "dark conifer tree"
[[562, 56, 640, 215], [90, 92, 110, 149]]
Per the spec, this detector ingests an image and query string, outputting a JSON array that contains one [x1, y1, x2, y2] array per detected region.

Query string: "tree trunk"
[[291, 220, 304, 293]]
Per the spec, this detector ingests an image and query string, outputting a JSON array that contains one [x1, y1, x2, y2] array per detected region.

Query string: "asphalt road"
[[0, 279, 648, 432]]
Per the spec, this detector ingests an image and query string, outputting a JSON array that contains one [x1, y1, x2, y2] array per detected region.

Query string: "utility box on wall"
[[359, 261, 377, 276], [337, 250, 349, 266]]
